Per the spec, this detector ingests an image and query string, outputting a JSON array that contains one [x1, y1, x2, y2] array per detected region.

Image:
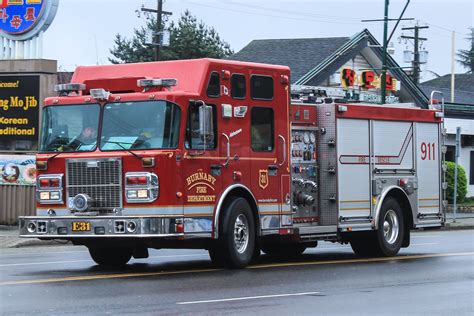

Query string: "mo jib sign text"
[[0, 76, 40, 140]]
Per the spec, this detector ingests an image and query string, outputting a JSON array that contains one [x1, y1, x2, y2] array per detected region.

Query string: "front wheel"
[[210, 197, 256, 268], [88, 247, 133, 267]]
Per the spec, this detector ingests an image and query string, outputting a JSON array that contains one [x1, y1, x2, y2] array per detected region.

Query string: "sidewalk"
[[1, 216, 473, 249], [0, 225, 71, 249]]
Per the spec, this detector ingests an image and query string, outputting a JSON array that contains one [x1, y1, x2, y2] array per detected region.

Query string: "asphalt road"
[[0, 230, 473, 315]]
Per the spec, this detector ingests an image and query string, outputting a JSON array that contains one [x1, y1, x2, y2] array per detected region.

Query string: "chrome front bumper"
[[19, 216, 184, 238]]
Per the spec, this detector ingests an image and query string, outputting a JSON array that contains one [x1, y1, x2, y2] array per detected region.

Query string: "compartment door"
[[337, 119, 371, 220], [416, 122, 442, 222]]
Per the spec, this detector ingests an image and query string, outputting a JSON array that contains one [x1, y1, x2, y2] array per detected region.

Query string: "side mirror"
[[199, 103, 214, 150]]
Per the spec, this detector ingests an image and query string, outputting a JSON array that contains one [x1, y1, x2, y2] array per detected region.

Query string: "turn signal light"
[[126, 176, 148, 186], [39, 178, 60, 188]]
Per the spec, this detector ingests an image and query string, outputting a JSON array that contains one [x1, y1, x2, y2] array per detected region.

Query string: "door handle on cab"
[[222, 133, 230, 167], [277, 135, 286, 167]]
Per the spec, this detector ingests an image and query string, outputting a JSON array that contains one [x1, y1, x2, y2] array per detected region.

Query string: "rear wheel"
[[88, 247, 133, 267], [261, 242, 308, 258], [376, 198, 404, 256], [209, 197, 256, 268], [350, 197, 404, 257]]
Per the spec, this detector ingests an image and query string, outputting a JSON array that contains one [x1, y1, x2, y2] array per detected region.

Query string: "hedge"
[[445, 161, 467, 203]]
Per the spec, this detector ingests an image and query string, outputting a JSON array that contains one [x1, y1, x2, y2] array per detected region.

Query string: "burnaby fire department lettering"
[[186, 171, 216, 203], [186, 172, 217, 187]]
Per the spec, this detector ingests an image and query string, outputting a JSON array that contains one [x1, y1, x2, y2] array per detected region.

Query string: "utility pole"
[[361, 0, 413, 105], [401, 24, 429, 84], [381, 0, 389, 105], [141, 0, 172, 61], [451, 31, 455, 103]]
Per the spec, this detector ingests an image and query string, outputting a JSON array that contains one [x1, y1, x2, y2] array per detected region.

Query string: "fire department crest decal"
[[258, 169, 268, 190]]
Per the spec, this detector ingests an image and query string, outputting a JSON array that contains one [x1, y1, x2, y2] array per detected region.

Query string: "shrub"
[[445, 161, 467, 203]]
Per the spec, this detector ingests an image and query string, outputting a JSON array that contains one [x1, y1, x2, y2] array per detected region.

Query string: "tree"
[[109, 10, 233, 64], [456, 27, 474, 73]]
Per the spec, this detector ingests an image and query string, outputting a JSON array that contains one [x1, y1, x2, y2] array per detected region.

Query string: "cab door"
[[249, 74, 291, 232], [181, 100, 222, 236]]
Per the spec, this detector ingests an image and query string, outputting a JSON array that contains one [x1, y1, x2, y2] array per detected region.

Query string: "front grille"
[[67, 158, 122, 211]]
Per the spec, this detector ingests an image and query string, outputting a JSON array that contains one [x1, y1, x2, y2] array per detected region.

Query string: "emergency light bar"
[[90, 88, 111, 101], [54, 83, 86, 96], [137, 78, 178, 88]]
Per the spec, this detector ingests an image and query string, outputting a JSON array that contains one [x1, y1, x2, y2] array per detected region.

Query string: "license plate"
[[72, 222, 91, 232]]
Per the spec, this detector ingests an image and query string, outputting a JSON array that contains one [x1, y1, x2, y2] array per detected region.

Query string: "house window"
[[250, 75, 273, 100], [231, 74, 246, 99], [251, 107, 274, 152], [445, 146, 455, 162], [206, 72, 220, 98]]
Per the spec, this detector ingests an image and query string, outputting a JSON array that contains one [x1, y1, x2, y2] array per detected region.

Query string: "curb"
[[2, 238, 72, 248]]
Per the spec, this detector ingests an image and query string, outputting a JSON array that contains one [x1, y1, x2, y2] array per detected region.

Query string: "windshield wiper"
[[103, 141, 142, 160]]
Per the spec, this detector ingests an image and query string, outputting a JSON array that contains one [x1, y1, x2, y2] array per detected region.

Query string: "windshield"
[[40, 104, 100, 152], [100, 100, 181, 150]]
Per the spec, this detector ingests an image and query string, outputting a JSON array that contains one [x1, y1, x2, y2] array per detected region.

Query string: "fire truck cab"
[[19, 59, 445, 268]]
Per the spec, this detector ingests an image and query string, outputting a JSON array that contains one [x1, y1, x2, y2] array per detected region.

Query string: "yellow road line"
[[1, 252, 472, 286], [0, 268, 222, 286], [248, 252, 474, 269]]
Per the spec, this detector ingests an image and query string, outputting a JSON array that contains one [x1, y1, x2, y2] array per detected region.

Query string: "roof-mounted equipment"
[[137, 78, 178, 89], [90, 88, 111, 101], [54, 83, 86, 96]]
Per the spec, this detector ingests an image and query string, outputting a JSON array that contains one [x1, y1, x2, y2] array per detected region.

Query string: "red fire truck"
[[19, 59, 445, 268]]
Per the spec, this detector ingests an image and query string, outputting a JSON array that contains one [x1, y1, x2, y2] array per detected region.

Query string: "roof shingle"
[[229, 37, 350, 83]]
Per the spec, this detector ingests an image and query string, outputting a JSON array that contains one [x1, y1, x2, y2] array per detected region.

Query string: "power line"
[[182, 0, 371, 26], [226, 1, 363, 22]]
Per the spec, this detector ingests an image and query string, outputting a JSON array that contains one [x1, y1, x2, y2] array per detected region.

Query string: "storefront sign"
[[0, 154, 36, 185], [0, 75, 40, 141], [0, 0, 58, 40], [341, 68, 398, 91]]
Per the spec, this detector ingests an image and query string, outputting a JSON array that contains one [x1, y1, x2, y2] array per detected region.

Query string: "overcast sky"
[[43, 0, 473, 82]]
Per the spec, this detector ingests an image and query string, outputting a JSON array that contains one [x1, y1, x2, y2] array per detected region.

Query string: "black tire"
[[211, 197, 256, 268], [375, 197, 404, 256], [261, 242, 307, 258], [88, 247, 133, 267], [349, 232, 379, 257], [350, 197, 404, 257], [208, 244, 226, 267]]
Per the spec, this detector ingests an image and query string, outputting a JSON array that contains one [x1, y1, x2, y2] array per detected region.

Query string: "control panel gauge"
[[303, 132, 310, 144], [310, 132, 316, 144]]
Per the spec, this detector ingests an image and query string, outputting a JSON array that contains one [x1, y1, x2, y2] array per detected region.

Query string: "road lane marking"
[[248, 252, 474, 270], [0, 250, 88, 257], [1, 251, 472, 286], [0, 254, 208, 268], [176, 291, 320, 305]]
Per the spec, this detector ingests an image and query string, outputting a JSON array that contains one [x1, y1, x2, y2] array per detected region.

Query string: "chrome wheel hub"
[[234, 214, 249, 254], [383, 209, 399, 245]]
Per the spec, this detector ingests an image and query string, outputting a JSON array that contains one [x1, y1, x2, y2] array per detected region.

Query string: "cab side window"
[[250, 75, 273, 100], [231, 74, 246, 99], [251, 107, 274, 152], [185, 103, 217, 150], [206, 72, 220, 98]]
